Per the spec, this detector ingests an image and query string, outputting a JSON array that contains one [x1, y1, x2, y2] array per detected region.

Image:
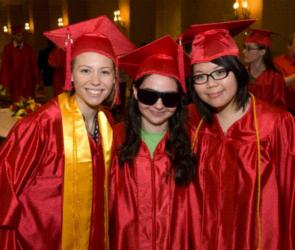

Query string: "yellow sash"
[[58, 93, 112, 250]]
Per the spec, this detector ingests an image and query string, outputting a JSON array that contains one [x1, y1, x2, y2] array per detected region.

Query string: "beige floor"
[[0, 108, 18, 137]]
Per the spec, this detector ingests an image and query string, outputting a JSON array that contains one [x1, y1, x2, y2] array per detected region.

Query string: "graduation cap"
[[11, 26, 23, 35], [43, 15, 135, 92], [119, 35, 190, 92], [178, 19, 255, 64], [244, 28, 276, 47]]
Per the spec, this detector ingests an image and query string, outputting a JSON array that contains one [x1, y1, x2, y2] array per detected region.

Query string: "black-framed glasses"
[[137, 89, 181, 108], [192, 68, 230, 85], [243, 45, 261, 51]]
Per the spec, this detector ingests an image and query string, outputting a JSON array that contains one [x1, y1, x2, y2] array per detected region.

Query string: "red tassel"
[[64, 29, 72, 91], [112, 57, 121, 106], [177, 38, 187, 93]]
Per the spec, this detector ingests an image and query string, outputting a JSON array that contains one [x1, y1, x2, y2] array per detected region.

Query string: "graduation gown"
[[187, 99, 295, 250], [0, 96, 110, 250], [109, 123, 189, 250], [0, 42, 39, 101], [274, 54, 295, 112], [248, 69, 286, 108]]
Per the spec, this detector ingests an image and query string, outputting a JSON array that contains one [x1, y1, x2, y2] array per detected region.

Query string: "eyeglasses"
[[243, 45, 261, 51], [192, 68, 230, 85], [137, 89, 181, 108]]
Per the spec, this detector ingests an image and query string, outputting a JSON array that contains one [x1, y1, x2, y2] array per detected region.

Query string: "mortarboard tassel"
[[64, 30, 73, 91], [112, 57, 121, 106]]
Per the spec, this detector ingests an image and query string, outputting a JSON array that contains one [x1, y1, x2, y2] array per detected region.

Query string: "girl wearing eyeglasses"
[[109, 36, 197, 250], [179, 20, 295, 250], [243, 29, 286, 108]]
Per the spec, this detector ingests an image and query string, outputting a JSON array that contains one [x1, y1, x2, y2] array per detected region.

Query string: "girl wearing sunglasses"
[[109, 36, 197, 250], [243, 29, 286, 108], [179, 20, 295, 250]]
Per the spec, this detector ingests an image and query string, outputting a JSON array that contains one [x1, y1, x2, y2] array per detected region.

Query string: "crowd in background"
[[0, 23, 295, 116]]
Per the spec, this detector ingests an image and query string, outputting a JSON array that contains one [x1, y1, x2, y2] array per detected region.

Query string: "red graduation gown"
[[0, 98, 107, 250], [248, 69, 286, 108], [0, 42, 39, 101], [274, 54, 295, 112], [109, 123, 189, 250], [188, 100, 295, 250]]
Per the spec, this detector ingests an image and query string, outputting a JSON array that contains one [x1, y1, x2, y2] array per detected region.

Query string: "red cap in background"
[[244, 28, 276, 47]]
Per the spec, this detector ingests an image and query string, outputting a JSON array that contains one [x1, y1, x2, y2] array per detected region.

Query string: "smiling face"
[[71, 51, 115, 114], [134, 74, 179, 133], [192, 61, 238, 113]]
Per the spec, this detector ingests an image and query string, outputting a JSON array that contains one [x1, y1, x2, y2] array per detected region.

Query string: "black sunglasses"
[[137, 89, 181, 108]]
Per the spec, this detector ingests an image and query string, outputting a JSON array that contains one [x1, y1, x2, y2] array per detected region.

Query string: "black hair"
[[118, 75, 197, 185], [256, 44, 278, 71], [189, 55, 250, 123]]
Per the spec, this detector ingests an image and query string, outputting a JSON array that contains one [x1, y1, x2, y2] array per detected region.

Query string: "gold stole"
[[58, 93, 112, 250]]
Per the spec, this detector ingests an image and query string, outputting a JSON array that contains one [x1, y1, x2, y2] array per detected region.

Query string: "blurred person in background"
[[274, 32, 295, 114], [243, 29, 286, 108], [0, 26, 40, 101]]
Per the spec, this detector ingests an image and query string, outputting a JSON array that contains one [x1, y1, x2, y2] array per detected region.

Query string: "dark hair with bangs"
[[118, 75, 197, 185], [189, 55, 250, 123]]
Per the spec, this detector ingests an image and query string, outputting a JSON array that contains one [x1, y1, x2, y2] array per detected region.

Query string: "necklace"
[[92, 118, 99, 143], [84, 113, 99, 143]]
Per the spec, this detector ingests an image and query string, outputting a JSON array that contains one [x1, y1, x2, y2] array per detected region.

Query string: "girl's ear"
[[260, 49, 266, 57]]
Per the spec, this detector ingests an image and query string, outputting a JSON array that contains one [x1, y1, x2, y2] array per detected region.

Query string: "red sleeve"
[[274, 112, 295, 249], [0, 117, 47, 249]]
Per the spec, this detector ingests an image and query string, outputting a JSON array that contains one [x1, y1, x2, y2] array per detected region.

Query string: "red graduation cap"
[[178, 19, 255, 64], [11, 26, 23, 35], [119, 35, 190, 92], [43, 15, 135, 93], [244, 28, 276, 47]]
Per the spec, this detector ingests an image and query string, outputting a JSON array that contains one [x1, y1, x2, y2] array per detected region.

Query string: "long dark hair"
[[118, 75, 197, 185], [257, 45, 278, 71], [190, 55, 250, 123]]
